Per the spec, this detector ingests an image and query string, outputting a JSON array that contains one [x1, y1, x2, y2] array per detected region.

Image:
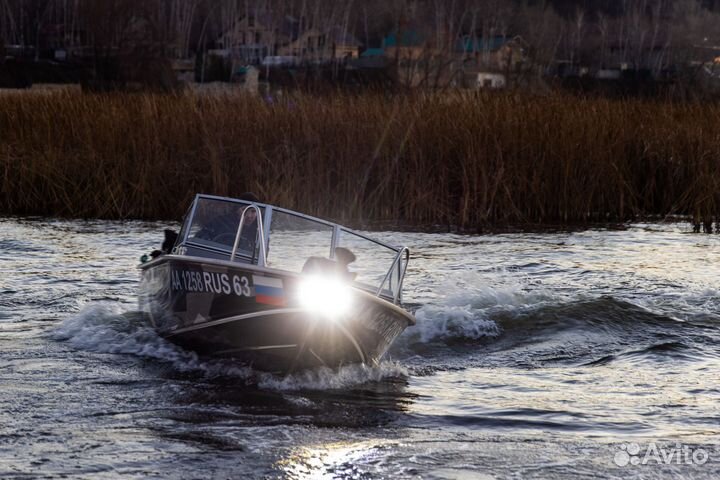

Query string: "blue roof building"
[[383, 30, 425, 49], [455, 35, 514, 54], [361, 47, 386, 58]]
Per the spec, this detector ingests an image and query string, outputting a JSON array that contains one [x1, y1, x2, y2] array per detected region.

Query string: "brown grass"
[[1, 89, 719, 229]]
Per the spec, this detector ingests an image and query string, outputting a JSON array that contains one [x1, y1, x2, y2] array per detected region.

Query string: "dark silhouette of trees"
[[1, 0, 720, 95]]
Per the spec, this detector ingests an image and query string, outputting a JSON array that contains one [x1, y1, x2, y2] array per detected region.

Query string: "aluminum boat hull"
[[139, 255, 415, 372]]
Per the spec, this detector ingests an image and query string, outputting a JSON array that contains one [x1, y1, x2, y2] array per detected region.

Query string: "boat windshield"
[[179, 195, 408, 302], [336, 228, 407, 300], [182, 196, 265, 260]]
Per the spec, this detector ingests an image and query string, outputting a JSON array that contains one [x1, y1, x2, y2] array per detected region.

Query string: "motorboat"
[[138, 194, 415, 373]]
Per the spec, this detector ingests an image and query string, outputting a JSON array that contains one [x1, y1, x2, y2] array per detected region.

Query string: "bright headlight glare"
[[298, 275, 352, 318]]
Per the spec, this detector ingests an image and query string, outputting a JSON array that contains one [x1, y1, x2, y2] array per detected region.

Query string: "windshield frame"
[[177, 194, 408, 302]]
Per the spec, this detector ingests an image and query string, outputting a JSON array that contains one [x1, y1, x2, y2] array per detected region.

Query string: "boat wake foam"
[[257, 362, 407, 391], [50, 302, 254, 378], [51, 302, 408, 389], [408, 282, 559, 343], [400, 279, 720, 368]]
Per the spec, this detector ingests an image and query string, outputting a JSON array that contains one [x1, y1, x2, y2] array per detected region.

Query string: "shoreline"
[[0, 213, 703, 235]]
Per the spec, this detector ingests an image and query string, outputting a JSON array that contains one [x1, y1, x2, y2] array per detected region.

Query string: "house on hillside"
[[383, 29, 429, 61], [359, 30, 523, 89], [377, 28, 456, 88], [279, 26, 361, 62], [215, 13, 299, 64], [216, 13, 361, 66], [328, 27, 362, 60], [457, 35, 526, 70], [456, 35, 527, 89]]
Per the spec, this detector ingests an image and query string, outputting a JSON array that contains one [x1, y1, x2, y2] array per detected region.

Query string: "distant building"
[[171, 58, 195, 83], [216, 13, 361, 67], [455, 35, 528, 89], [279, 26, 361, 62], [475, 72, 506, 89], [383, 29, 430, 61], [456, 36, 527, 71], [378, 28, 455, 88], [216, 13, 299, 64], [365, 31, 526, 89], [328, 27, 362, 60]]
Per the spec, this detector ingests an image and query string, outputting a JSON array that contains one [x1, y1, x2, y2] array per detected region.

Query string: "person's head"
[[334, 247, 356, 266], [236, 193, 260, 224], [237, 205, 257, 224]]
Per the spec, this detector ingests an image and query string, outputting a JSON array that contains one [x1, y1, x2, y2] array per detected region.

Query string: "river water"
[[1, 218, 719, 479]]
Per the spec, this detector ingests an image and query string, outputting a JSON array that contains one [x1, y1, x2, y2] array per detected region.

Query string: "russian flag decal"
[[252, 275, 286, 306]]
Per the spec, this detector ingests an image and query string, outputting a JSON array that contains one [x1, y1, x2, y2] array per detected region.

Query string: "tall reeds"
[[1, 89, 719, 229]]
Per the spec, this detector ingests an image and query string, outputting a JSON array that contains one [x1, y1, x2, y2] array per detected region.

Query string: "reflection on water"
[[277, 440, 398, 480], [1, 218, 719, 478]]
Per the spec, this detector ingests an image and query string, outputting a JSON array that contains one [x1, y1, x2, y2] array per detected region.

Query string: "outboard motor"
[[141, 229, 178, 263]]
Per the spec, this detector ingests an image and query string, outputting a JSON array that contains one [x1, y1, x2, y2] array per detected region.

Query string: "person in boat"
[[302, 247, 357, 281], [334, 247, 357, 281], [149, 229, 178, 258], [197, 192, 260, 250]]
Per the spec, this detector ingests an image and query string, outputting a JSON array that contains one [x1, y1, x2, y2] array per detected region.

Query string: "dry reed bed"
[[1, 90, 719, 229]]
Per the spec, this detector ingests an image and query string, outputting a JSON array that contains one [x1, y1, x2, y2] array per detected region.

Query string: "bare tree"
[[1, 0, 20, 45], [568, 7, 585, 67], [158, 0, 201, 58], [514, 1, 563, 84]]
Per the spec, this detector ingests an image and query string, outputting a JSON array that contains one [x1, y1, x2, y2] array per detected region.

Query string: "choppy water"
[[1, 217, 719, 479]]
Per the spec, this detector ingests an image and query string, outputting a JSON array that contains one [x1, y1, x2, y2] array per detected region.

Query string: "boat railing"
[[230, 204, 267, 266], [182, 195, 409, 302], [376, 247, 410, 304]]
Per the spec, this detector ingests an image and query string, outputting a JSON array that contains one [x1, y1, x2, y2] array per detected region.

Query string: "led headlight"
[[297, 275, 352, 318]]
